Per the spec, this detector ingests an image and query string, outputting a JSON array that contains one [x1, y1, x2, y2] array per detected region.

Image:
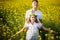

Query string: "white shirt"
[[24, 22, 42, 37], [26, 9, 42, 20]]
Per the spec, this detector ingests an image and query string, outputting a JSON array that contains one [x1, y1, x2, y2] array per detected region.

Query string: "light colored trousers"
[[26, 35, 38, 40]]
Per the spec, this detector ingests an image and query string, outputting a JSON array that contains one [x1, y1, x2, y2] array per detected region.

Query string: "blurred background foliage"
[[0, 0, 60, 40]]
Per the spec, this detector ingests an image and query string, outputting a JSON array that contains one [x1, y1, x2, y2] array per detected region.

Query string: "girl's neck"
[[31, 21, 35, 25]]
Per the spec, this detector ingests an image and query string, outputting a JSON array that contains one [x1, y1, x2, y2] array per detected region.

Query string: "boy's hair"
[[32, 0, 38, 3]]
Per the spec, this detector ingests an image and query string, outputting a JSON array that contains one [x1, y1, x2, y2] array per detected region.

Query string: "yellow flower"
[[45, 34, 48, 36], [0, 18, 2, 20], [56, 36, 58, 38], [50, 30, 53, 33], [51, 36, 54, 39], [3, 32, 6, 36], [38, 36, 42, 40], [20, 38, 23, 40], [29, 13, 37, 17]]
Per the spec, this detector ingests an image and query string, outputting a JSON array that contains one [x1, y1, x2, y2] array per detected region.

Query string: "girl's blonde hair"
[[29, 13, 37, 18], [27, 13, 38, 23]]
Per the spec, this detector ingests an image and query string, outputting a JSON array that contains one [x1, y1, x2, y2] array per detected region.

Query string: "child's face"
[[30, 16, 36, 22], [32, 1, 38, 8]]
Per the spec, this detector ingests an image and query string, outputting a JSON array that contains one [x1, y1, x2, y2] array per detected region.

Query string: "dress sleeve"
[[37, 22, 43, 28], [39, 23, 43, 26]]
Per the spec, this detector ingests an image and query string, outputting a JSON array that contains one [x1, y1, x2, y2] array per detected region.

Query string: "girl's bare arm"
[[17, 26, 28, 34], [18, 27, 25, 33], [11, 26, 28, 37], [41, 26, 50, 32]]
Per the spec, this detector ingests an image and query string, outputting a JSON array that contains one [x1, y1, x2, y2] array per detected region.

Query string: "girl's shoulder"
[[25, 22, 30, 26], [24, 23, 30, 28], [36, 22, 42, 26]]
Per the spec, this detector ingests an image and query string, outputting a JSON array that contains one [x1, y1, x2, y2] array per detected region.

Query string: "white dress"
[[24, 22, 42, 40]]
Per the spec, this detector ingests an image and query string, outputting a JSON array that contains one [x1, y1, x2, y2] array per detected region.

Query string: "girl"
[[17, 13, 50, 40]]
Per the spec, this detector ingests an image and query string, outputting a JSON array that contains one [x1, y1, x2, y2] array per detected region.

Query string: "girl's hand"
[[50, 30, 58, 34]]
